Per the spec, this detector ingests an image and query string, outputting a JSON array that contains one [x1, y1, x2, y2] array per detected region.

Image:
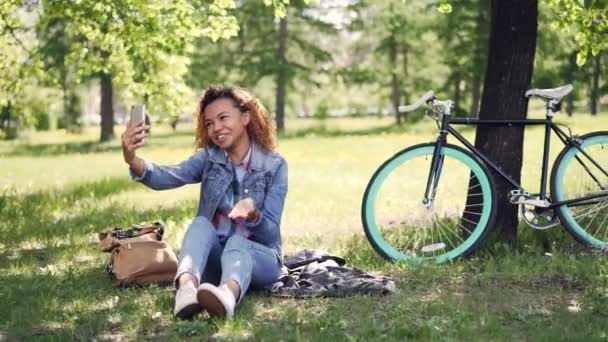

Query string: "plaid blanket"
[[266, 250, 396, 298]]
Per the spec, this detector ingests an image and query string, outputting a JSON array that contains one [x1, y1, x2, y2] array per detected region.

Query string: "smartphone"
[[130, 104, 146, 125]]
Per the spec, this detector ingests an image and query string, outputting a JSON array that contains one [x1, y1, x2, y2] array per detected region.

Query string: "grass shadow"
[[0, 176, 196, 245], [0, 140, 123, 157], [0, 265, 177, 340]]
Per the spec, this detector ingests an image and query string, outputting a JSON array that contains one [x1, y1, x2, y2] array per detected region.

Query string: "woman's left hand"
[[228, 198, 260, 223]]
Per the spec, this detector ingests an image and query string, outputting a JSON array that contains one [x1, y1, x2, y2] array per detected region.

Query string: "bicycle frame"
[[424, 111, 608, 209]]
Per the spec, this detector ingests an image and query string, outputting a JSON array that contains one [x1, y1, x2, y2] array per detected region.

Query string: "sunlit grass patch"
[[1, 113, 608, 339]]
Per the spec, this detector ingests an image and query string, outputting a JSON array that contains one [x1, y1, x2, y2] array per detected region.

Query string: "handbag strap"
[[110, 222, 164, 240]]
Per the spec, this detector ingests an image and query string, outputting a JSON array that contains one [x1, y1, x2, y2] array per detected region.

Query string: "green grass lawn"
[[1, 113, 608, 341]]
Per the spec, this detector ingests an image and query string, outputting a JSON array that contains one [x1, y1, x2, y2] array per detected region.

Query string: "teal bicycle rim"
[[363, 145, 493, 262], [554, 135, 608, 248]]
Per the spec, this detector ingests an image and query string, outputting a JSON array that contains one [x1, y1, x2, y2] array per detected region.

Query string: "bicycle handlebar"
[[401, 90, 454, 119], [399, 91, 435, 112]]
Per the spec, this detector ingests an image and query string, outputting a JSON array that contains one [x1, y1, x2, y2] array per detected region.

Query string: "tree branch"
[[0, 11, 34, 56]]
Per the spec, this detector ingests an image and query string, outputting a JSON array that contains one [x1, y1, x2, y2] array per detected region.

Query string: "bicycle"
[[361, 84, 608, 262]]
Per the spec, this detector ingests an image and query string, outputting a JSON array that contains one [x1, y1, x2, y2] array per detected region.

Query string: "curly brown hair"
[[195, 85, 277, 151]]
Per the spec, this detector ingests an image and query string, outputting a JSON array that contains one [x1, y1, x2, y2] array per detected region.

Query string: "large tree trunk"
[[590, 52, 601, 115], [100, 73, 114, 142], [389, 33, 401, 124], [275, 16, 288, 134], [467, 0, 538, 243]]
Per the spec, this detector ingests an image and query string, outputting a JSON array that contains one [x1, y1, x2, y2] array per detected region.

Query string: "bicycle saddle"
[[525, 84, 573, 101]]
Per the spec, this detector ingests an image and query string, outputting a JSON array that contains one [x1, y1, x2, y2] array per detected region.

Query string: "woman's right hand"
[[121, 121, 149, 165]]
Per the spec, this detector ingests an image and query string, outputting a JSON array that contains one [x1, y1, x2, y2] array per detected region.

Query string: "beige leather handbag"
[[99, 222, 178, 287]]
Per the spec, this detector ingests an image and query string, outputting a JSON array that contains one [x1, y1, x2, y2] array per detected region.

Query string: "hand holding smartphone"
[[122, 104, 148, 170], [130, 104, 146, 125]]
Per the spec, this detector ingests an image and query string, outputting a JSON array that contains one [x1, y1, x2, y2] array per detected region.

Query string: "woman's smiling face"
[[203, 97, 251, 151]]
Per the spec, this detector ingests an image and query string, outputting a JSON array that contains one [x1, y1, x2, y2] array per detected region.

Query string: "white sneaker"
[[174, 286, 202, 319], [197, 283, 236, 319]]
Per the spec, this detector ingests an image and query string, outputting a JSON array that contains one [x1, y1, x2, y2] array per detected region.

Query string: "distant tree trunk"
[[590, 52, 601, 115], [0, 101, 11, 132], [401, 43, 410, 106], [275, 16, 288, 134], [470, 74, 482, 118], [60, 72, 81, 132], [453, 76, 461, 117], [566, 52, 576, 116], [470, 0, 489, 118], [100, 73, 114, 142], [470, 6, 483, 117], [61, 69, 70, 129], [143, 93, 151, 134], [389, 34, 401, 124], [466, 0, 538, 243], [1, 101, 18, 139], [62, 83, 71, 129], [66, 91, 82, 133]]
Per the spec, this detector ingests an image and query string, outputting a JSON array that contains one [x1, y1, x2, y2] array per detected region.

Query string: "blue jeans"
[[175, 216, 282, 303]]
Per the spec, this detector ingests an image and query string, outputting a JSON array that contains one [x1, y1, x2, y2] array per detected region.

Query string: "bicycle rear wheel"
[[551, 131, 608, 248], [361, 143, 496, 262]]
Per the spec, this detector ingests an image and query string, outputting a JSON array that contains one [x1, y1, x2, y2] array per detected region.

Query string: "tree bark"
[[275, 16, 288, 134], [100, 73, 114, 142], [466, 0, 538, 243], [590, 52, 601, 115]]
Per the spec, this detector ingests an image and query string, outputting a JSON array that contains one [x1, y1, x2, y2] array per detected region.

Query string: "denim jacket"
[[130, 142, 288, 261]]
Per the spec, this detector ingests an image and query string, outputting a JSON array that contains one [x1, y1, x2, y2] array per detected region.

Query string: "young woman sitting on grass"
[[121, 86, 288, 320]]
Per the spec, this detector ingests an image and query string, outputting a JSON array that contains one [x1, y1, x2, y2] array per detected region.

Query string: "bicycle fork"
[[423, 134, 448, 209]]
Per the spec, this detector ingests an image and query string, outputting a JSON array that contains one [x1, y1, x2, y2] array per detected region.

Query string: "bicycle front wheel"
[[361, 143, 496, 262], [551, 131, 608, 248]]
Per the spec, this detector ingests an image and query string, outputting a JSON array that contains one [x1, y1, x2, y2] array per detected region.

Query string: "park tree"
[[547, 0, 607, 114], [37, 15, 83, 131], [546, 0, 608, 66], [589, 51, 603, 114], [0, 1, 45, 137], [436, 0, 490, 117], [465, 0, 539, 242], [2, 0, 240, 141], [38, 0, 239, 142], [344, 0, 442, 124], [188, 0, 334, 133], [464, 0, 607, 242]]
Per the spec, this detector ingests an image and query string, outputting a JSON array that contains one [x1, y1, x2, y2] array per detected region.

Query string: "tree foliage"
[[0, 1, 43, 121], [40, 0, 239, 117], [187, 0, 335, 126], [545, 0, 608, 65]]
